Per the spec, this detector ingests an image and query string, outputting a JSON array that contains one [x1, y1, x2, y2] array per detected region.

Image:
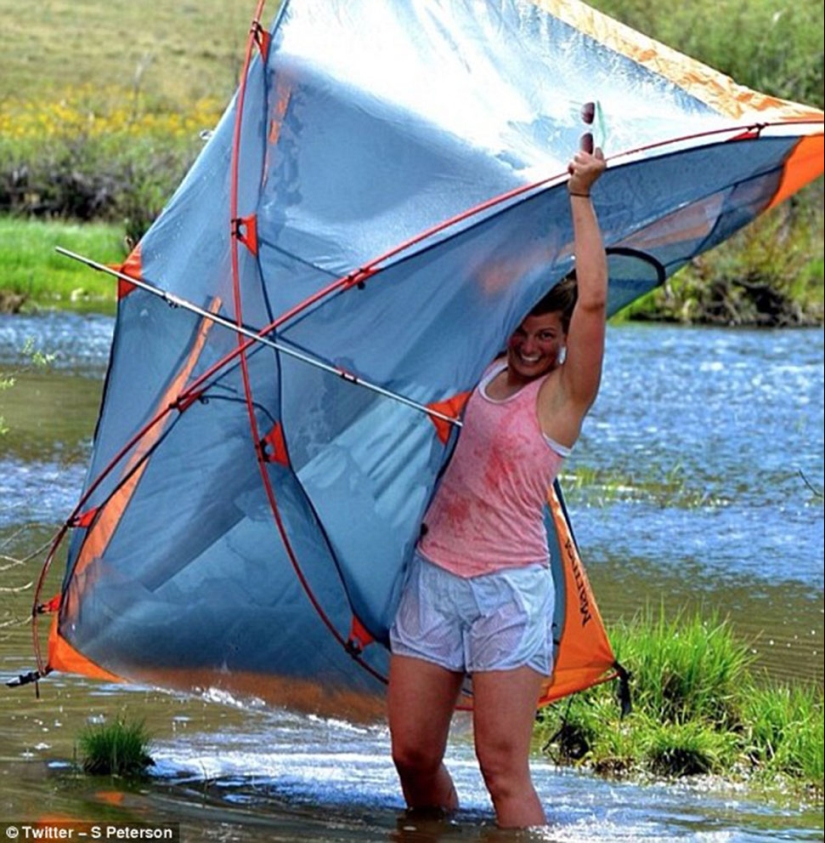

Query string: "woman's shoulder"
[[479, 358, 508, 389]]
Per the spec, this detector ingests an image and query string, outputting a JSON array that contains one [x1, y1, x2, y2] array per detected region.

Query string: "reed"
[[77, 716, 154, 777], [741, 681, 824, 784], [560, 463, 724, 509]]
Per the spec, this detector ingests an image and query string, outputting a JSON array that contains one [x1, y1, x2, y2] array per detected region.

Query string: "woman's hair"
[[529, 273, 578, 333]]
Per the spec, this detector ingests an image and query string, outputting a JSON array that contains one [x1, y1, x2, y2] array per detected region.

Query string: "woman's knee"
[[392, 738, 444, 779], [476, 741, 528, 794]]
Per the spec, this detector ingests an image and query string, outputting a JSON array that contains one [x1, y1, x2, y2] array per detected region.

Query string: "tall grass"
[[741, 683, 824, 783], [614, 608, 754, 728], [538, 608, 824, 794]]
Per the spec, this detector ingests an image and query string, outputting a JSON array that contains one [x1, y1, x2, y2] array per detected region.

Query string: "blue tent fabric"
[[40, 0, 823, 713]]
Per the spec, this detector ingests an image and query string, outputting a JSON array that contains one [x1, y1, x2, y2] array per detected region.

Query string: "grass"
[[77, 716, 154, 777], [0, 217, 125, 311], [559, 462, 725, 509], [538, 607, 824, 795], [0, 0, 821, 321], [1, 0, 820, 111]]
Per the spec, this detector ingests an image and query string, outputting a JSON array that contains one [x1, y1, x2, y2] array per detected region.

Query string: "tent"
[[24, 0, 823, 718]]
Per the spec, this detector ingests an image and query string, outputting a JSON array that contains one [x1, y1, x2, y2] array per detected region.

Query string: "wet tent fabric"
[[41, 0, 823, 713]]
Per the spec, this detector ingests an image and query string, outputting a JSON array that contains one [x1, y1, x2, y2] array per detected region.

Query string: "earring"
[[558, 347, 567, 364]]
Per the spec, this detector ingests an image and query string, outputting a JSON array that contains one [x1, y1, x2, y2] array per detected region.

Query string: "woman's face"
[[506, 311, 566, 382]]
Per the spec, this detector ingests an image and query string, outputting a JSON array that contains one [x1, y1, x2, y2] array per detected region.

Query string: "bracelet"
[[569, 191, 590, 198]]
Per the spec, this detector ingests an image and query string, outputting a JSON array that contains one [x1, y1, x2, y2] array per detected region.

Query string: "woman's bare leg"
[[472, 666, 546, 828], [388, 654, 465, 811]]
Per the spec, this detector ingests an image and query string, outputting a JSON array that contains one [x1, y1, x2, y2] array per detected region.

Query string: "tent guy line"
[[55, 246, 464, 429]]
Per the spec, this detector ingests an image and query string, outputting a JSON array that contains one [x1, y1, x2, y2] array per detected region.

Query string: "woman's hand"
[[567, 148, 606, 197]]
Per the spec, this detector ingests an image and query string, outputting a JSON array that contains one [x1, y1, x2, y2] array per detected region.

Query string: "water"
[[572, 325, 824, 688], [1, 312, 823, 841]]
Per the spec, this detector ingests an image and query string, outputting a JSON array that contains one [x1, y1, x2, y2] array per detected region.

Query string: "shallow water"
[[1, 312, 823, 841]]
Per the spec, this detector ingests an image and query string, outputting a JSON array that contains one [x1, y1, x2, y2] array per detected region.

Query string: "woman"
[[387, 145, 608, 829]]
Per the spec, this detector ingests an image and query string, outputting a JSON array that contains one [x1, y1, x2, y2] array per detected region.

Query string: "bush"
[[0, 87, 222, 241]]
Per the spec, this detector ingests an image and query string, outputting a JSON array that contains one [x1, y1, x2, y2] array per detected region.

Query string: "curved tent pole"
[[228, 0, 391, 682], [56, 117, 822, 422]]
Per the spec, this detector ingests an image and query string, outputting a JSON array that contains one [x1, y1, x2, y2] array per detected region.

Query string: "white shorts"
[[389, 551, 555, 675]]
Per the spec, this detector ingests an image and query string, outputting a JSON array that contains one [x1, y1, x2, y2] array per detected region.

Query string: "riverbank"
[[1, 214, 823, 324], [0, 218, 125, 314], [537, 609, 823, 799]]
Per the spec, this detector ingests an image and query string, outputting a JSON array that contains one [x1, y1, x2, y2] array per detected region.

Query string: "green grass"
[[559, 462, 725, 509], [77, 716, 154, 777], [538, 608, 824, 795], [741, 683, 825, 782], [614, 607, 755, 728], [0, 218, 125, 311]]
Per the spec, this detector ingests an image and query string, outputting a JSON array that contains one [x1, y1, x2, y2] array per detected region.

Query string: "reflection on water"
[[567, 324, 824, 687], [1, 313, 823, 840]]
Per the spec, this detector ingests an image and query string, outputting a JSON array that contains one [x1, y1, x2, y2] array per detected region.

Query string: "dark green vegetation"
[[538, 609, 824, 795], [0, 0, 822, 318], [77, 716, 154, 777]]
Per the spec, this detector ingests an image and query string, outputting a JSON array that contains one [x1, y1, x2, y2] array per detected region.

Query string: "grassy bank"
[[2, 213, 822, 322], [538, 609, 824, 797], [0, 218, 125, 312], [617, 189, 825, 327]]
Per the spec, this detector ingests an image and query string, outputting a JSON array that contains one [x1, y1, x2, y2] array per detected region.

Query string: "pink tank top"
[[418, 362, 570, 577]]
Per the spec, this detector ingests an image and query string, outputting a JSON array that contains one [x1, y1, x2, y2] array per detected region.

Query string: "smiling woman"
[[0, 313, 822, 840]]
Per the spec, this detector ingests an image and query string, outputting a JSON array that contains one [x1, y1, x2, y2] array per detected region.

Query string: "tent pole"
[[55, 247, 462, 429]]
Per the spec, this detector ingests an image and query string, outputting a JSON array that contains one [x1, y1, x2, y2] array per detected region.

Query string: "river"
[[1, 312, 823, 841]]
